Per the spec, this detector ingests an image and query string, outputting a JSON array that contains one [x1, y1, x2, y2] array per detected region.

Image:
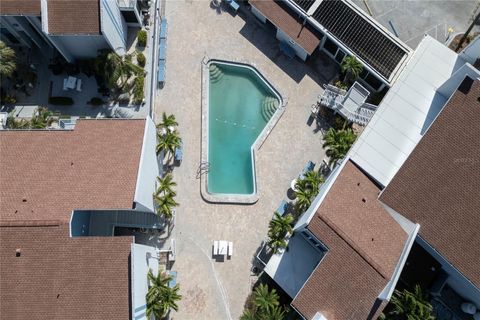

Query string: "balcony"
[[319, 82, 378, 126]]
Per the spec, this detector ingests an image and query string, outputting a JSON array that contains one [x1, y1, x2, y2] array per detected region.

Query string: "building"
[[249, 0, 412, 92], [0, 118, 165, 320], [0, 0, 143, 62], [263, 35, 480, 319]]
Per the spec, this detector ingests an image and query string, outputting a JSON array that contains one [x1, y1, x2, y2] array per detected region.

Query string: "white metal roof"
[[350, 36, 466, 186]]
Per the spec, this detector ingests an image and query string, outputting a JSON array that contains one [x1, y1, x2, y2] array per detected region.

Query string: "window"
[[323, 38, 338, 56], [364, 73, 383, 91], [335, 49, 345, 63], [301, 230, 329, 253]]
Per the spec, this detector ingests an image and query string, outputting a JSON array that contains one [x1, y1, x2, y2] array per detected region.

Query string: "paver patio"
[[155, 2, 337, 319]]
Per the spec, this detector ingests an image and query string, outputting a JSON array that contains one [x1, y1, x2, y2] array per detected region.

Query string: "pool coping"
[[200, 57, 287, 204]]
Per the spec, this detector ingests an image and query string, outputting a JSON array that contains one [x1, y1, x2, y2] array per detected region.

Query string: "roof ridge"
[[0, 220, 62, 227], [319, 214, 389, 279]]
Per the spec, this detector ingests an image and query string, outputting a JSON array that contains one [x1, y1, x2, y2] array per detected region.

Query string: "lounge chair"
[[213, 240, 219, 256], [157, 61, 166, 85], [299, 160, 315, 179], [276, 200, 288, 216], [228, 242, 233, 257], [75, 79, 82, 92], [223, 0, 239, 12], [160, 19, 167, 39], [174, 141, 183, 165], [168, 271, 177, 287]]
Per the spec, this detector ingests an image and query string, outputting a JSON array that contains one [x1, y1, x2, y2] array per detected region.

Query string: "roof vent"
[[15, 249, 21, 257], [357, 182, 361, 187], [22, 198, 27, 202], [71, 162, 74, 166], [362, 198, 366, 203], [371, 238, 374, 242]]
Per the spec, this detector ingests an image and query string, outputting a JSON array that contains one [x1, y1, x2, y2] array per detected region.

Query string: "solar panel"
[[312, 0, 408, 79], [292, 0, 316, 12]]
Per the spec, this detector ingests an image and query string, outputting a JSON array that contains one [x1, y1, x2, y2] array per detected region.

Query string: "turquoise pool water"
[[208, 62, 280, 195]]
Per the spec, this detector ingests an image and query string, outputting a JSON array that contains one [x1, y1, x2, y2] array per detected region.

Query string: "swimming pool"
[[202, 60, 283, 203]]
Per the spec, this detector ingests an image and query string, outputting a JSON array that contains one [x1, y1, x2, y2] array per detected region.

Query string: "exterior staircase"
[[209, 65, 224, 83], [261, 96, 279, 121]]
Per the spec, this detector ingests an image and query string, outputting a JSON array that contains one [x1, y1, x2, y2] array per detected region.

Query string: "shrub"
[[137, 30, 147, 47], [49, 96, 74, 105], [133, 76, 144, 104], [136, 52, 146, 68], [89, 97, 104, 106]]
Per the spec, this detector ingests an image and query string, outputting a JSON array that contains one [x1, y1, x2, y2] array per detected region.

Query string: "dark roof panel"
[[312, 0, 408, 79], [292, 0, 316, 12]]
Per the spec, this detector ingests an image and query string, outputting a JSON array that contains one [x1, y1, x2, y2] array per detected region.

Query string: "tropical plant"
[[133, 75, 144, 104], [156, 130, 182, 161], [261, 305, 286, 320], [146, 268, 182, 319], [137, 30, 147, 47], [253, 284, 280, 313], [156, 173, 177, 195], [267, 212, 294, 253], [136, 51, 146, 67], [153, 191, 179, 219], [239, 309, 256, 320], [294, 188, 315, 213], [6, 116, 29, 129], [30, 107, 53, 129], [294, 171, 325, 213], [95, 50, 143, 90], [382, 285, 435, 320], [0, 41, 16, 78], [341, 56, 363, 83], [323, 127, 357, 166], [157, 112, 178, 130]]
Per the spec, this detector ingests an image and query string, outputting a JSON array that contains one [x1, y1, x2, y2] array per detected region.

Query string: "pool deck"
[[155, 2, 337, 319]]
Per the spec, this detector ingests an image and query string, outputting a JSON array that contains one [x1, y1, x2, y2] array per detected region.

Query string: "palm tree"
[[323, 127, 357, 166], [253, 284, 280, 313], [261, 305, 286, 320], [341, 56, 363, 83], [156, 173, 177, 195], [153, 191, 179, 219], [156, 130, 182, 161], [240, 309, 256, 320], [146, 269, 182, 319], [383, 285, 435, 320], [0, 41, 16, 78], [157, 112, 178, 130], [294, 188, 315, 213], [97, 49, 143, 90], [297, 170, 324, 195], [267, 212, 294, 253], [30, 107, 53, 129]]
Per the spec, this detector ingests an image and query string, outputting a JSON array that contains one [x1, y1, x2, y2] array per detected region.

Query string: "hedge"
[[137, 30, 147, 47], [137, 52, 146, 68]]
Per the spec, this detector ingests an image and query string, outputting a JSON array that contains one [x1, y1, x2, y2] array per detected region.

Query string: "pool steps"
[[261, 96, 279, 121], [209, 65, 224, 83]]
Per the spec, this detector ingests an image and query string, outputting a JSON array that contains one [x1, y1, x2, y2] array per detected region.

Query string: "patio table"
[[218, 240, 228, 256], [66, 76, 77, 90]]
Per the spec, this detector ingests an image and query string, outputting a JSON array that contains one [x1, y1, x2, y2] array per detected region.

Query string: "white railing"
[[319, 83, 378, 126], [117, 0, 137, 8]]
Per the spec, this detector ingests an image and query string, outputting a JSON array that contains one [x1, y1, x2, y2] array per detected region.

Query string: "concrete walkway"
[[155, 1, 337, 319]]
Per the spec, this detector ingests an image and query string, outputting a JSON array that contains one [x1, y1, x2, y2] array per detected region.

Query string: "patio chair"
[[213, 240, 219, 256], [160, 19, 167, 39], [158, 61, 166, 85], [229, 0, 239, 12], [76, 79, 82, 92], [276, 200, 288, 217]]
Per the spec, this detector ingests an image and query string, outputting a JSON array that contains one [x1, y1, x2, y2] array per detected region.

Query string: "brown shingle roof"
[[292, 160, 407, 319], [249, 0, 321, 54], [380, 76, 480, 288], [0, 119, 145, 223], [0, 0, 41, 15], [0, 223, 133, 319], [47, 0, 101, 35]]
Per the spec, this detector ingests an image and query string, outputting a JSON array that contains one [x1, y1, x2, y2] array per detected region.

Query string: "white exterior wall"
[[131, 243, 159, 320], [416, 236, 480, 307], [276, 28, 309, 61], [49, 35, 109, 59], [251, 6, 267, 23], [134, 117, 160, 213], [100, 0, 128, 55], [437, 64, 480, 98], [460, 36, 480, 65]]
